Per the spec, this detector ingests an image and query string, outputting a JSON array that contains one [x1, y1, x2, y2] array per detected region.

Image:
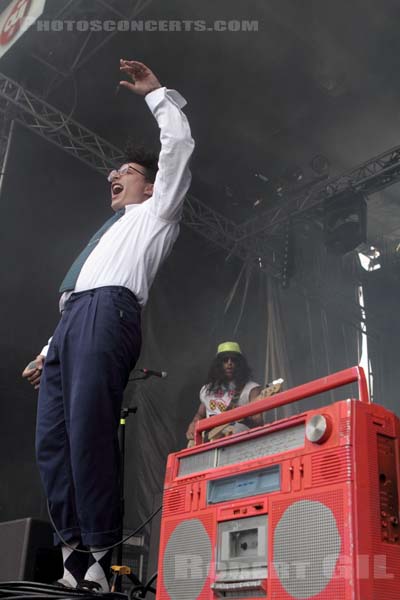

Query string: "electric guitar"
[[187, 378, 284, 447]]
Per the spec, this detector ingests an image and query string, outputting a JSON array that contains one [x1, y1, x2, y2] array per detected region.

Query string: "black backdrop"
[[1, 122, 399, 575], [0, 122, 268, 528]]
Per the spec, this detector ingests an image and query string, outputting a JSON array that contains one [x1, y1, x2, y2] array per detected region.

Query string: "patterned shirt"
[[200, 380, 260, 418]]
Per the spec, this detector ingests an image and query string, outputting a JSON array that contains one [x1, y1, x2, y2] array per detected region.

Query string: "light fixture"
[[254, 173, 269, 183], [310, 154, 330, 175], [224, 185, 233, 198], [290, 168, 304, 182], [358, 245, 381, 272], [323, 192, 367, 254], [275, 180, 284, 196]]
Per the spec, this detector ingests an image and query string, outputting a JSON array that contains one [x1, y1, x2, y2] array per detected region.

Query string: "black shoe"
[[78, 579, 103, 592]]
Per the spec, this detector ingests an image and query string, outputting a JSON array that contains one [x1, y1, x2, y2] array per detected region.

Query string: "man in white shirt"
[[22, 60, 194, 591]]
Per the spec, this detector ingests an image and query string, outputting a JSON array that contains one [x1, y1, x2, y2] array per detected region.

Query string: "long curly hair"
[[205, 353, 252, 392]]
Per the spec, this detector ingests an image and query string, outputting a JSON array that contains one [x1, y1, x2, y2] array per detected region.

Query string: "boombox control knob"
[[305, 414, 331, 443]]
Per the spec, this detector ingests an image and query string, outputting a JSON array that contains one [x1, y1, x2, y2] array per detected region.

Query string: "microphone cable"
[[0, 581, 126, 600], [46, 501, 162, 555]]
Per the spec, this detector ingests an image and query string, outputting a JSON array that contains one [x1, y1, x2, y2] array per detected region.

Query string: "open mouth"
[[112, 183, 124, 196]]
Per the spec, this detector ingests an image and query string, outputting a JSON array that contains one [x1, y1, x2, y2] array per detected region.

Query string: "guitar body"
[[198, 379, 284, 445]]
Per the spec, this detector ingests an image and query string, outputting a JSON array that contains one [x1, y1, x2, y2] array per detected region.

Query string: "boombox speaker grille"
[[163, 519, 212, 599], [273, 500, 341, 599]]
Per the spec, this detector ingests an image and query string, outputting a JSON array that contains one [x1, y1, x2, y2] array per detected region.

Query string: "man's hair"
[[124, 140, 158, 183], [205, 353, 252, 392]]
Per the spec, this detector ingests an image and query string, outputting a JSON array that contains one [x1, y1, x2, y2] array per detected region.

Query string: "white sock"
[[84, 547, 112, 592], [59, 541, 87, 588]]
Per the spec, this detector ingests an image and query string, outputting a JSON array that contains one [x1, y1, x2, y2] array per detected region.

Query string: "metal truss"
[[0, 72, 393, 329], [0, 101, 12, 162], [238, 145, 400, 240], [183, 195, 284, 278], [26, 0, 400, 249], [0, 72, 283, 275], [0, 72, 124, 171], [183, 194, 244, 254], [30, 0, 154, 97], [2, 69, 400, 285]]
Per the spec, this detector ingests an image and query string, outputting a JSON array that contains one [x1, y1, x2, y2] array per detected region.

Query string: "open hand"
[[22, 355, 45, 390], [119, 60, 161, 96]]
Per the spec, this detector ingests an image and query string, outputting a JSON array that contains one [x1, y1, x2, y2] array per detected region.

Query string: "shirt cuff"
[[40, 337, 52, 357], [145, 86, 187, 112]]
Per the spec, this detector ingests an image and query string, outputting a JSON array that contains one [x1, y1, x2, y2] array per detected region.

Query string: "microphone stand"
[[117, 406, 138, 573], [115, 371, 159, 593]]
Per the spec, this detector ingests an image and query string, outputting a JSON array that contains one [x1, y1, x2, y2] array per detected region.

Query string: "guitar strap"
[[228, 384, 245, 411]]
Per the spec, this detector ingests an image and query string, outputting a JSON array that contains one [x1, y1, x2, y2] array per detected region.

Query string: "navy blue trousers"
[[36, 286, 141, 546]]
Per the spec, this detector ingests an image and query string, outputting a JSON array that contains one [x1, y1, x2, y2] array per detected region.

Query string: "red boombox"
[[156, 366, 400, 599]]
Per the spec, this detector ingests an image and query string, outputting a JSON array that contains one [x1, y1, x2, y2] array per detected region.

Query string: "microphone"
[[140, 368, 168, 379]]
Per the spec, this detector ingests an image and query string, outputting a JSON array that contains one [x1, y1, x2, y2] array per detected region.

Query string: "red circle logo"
[[0, 0, 32, 46]]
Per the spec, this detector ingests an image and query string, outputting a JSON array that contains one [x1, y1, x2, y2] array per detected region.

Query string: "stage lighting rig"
[[310, 154, 330, 176], [323, 191, 367, 254], [254, 172, 269, 183], [357, 244, 381, 272]]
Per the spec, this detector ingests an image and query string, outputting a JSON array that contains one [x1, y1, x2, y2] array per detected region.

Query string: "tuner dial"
[[306, 414, 331, 444]]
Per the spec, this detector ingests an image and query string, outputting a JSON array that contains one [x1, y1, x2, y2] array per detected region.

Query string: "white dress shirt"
[[41, 86, 194, 356]]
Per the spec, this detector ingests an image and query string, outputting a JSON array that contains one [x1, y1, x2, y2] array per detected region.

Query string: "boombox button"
[[241, 508, 248, 514], [254, 504, 263, 510]]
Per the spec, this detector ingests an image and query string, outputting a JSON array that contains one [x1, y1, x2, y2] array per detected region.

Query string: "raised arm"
[[120, 60, 195, 220]]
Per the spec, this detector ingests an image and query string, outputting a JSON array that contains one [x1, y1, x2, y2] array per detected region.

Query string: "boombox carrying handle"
[[194, 365, 369, 445]]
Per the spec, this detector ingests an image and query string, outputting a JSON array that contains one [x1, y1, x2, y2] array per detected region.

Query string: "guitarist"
[[186, 341, 262, 443]]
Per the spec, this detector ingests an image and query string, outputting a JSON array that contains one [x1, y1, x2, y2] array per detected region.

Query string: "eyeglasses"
[[107, 164, 146, 182]]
